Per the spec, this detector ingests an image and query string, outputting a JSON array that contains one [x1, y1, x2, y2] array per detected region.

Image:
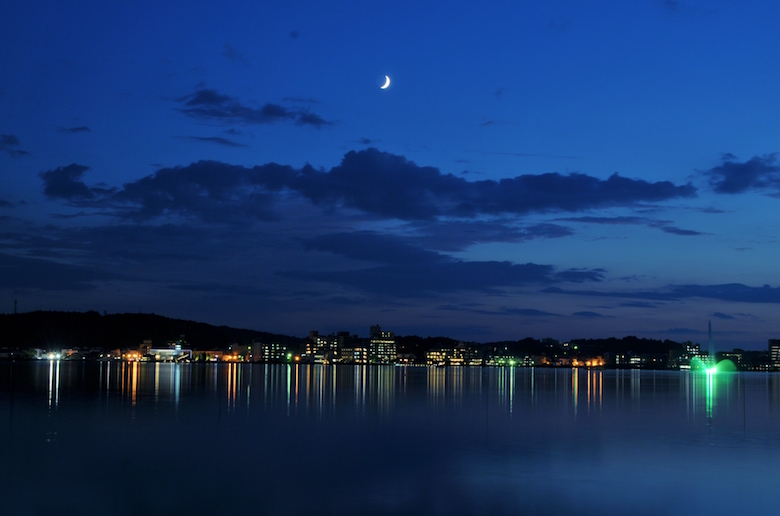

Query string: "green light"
[[716, 359, 737, 373]]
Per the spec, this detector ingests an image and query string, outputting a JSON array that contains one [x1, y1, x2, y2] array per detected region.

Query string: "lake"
[[1, 361, 779, 515]]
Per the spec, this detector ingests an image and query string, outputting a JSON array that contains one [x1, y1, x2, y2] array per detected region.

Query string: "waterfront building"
[[340, 345, 368, 364], [149, 337, 192, 362], [769, 339, 780, 365], [261, 342, 288, 362], [369, 325, 396, 364]]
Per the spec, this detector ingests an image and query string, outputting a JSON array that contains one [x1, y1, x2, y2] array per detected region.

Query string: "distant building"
[[369, 325, 396, 364], [340, 345, 368, 364], [769, 339, 780, 365], [426, 344, 481, 366], [150, 336, 192, 362], [262, 342, 288, 362]]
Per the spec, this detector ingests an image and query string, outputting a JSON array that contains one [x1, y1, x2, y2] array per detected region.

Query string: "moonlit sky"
[[2, 1, 780, 349]]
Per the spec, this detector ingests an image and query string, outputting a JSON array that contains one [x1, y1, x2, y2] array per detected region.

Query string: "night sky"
[[2, 1, 780, 349]]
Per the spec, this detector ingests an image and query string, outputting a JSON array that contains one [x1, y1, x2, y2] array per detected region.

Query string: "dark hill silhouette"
[[0, 311, 305, 351]]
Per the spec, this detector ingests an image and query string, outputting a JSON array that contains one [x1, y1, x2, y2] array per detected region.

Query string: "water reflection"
[[4, 362, 762, 422], [47, 359, 60, 409], [4, 362, 780, 514]]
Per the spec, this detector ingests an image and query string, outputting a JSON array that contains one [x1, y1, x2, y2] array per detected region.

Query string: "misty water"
[[2, 361, 779, 515]]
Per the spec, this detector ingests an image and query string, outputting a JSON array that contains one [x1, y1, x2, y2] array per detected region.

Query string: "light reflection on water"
[[2, 362, 780, 514]]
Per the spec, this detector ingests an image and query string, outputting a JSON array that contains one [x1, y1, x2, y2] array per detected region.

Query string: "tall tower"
[[708, 320, 714, 357]]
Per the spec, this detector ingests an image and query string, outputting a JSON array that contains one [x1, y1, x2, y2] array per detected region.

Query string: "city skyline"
[[2, 1, 780, 349]]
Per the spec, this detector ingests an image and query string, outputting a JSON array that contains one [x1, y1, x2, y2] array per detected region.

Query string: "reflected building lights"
[[572, 368, 578, 418], [48, 359, 60, 409], [131, 361, 138, 407], [286, 364, 291, 416], [17, 362, 763, 439]]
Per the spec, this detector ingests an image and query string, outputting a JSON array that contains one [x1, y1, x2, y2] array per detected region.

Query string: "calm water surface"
[[2, 362, 779, 515]]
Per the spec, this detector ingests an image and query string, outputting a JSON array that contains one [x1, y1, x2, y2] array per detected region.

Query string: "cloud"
[[481, 150, 578, 160], [283, 230, 603, 297], [438, 304, 560, 317], [558, 216, 703, 236], [619, 301, 658, 308], [409, 220, 573, 252], [545, 282, 780, 304], [0, 134, 30, 157], [711, 312, 734, 320], [705, 153, 780, 194], [169, 282, 269, 297], [223, 43, 250, 66], [177, 88, 332, 127], [112, 161, 283, 224], [40, 148, 695, 230], [0, 252, 119, 291], [40, 164, 96, 200], [572, 311, 605, 318], [502, 307, 558, 317], [659, 327, 700, 335], [180, 135, 248, 147], [0, 198, 12, 208], [59, 126, 91, 133], [658, 226, 702, 236], [556, 268, 605, 283], [291, 149, 695, 221]]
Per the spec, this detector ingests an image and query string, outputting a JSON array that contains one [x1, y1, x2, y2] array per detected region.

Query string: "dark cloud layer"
[[112, 161, 283, 224], [410, 221, 573, 252], [705, 153, 780, 194], [29, 149, 700, 300], [545, 283, 780, 304], [285, 231, 603, 297], [0, 252, 118, 291], [41, 148, 696, 227], [178, 88, 332, 127]]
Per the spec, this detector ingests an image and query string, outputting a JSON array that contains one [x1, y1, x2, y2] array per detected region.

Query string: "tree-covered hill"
[[0, 311, 305, 350]]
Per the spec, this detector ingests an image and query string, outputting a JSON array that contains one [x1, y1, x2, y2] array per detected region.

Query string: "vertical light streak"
[[572, 368, 579, 418], [131, 361, 138, 407]]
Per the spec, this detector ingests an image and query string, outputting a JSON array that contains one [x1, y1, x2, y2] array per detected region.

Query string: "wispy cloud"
[[59, 126, 91, 133], [559, 216, 702, 236], [179, 135, 248, 148], [0, 134, 30, 157], [0, 252, 120, 291], [546, 283, 780, 304], [711, 312, 734, 320], [223, 43, 250, 67], [177, 88, 333, 128], [572, 311, 605, 318]]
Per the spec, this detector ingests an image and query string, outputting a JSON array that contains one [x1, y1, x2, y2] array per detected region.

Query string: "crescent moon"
[[380, 75, 391, 89]]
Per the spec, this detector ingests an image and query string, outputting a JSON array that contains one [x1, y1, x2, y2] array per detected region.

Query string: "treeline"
[[0, 310, 691, 359], [0, 311, 304, 351]]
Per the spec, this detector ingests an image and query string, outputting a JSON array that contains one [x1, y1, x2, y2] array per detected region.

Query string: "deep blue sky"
[[2, 1, 780, 349]]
